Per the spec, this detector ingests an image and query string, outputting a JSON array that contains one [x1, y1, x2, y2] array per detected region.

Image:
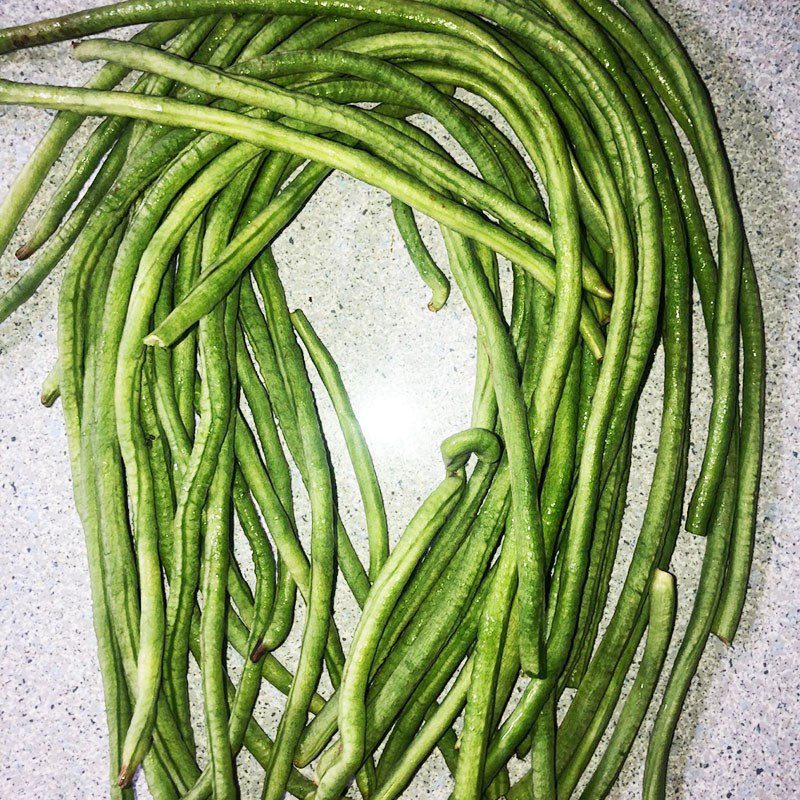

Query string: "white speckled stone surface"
[[0, 1, 797, 798]]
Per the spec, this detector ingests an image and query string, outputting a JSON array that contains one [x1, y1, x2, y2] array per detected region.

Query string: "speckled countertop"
[[0, 1, 797, 798]]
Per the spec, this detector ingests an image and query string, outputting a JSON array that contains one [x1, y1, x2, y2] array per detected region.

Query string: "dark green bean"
[[292, 308, 389, 579], [0, 3, 764, 798]]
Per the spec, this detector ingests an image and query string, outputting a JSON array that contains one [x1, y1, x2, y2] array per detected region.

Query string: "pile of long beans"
[[0, 1, 765, 798]]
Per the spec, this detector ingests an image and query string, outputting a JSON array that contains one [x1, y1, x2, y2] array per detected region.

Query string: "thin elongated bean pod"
[[581, 571, 677, 799], [390, 199, 450, 311], [251, 243, 338, 800], [0, 19, 185, 256], [22, 17, 217, 260], [199, 398, 238, 800], [0, 0, 517, 59], [375, 561, 499, 780], [0, 3, 765, 798], [292, 308, 389, 580], [0, 78, 606, 355], [372, 591, 525, 800], [0, 125, 132, 323], [453, 539, 516, 800], [247, 243, 369, 640], [240, 15, 309, 61], [300, 466, 509, 770], [565, 431, 634, 690], [74, 37, 598, 288], [559, 576, 673, 798], [713, 251, 764, 642], [529, 692, 557, 800], [195, 171, 252, 800], [57, 220, 136, 800], [314, 429, 498, 795], [316, 470, 465, 799], [540, 348, 581, 564], [441, 228, 547, 676], [643, 443, 738, 799]]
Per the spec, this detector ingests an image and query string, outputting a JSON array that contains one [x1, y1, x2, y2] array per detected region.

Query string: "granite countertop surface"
[[0, 1, 797, 798]]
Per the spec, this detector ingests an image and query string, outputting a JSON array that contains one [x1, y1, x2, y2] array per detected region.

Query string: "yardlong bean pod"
[[0, 2, 765, 799]]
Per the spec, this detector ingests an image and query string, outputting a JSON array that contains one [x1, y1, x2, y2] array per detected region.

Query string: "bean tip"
[[250, 640, 266, 662], [15, 243, 32, 261], [685, 520, 708, 537], [143, 332, 165, 348], [117, 766, 133, 789]]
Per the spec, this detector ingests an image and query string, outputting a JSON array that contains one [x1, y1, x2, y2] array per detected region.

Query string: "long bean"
[[0, 3, 765, 799]]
